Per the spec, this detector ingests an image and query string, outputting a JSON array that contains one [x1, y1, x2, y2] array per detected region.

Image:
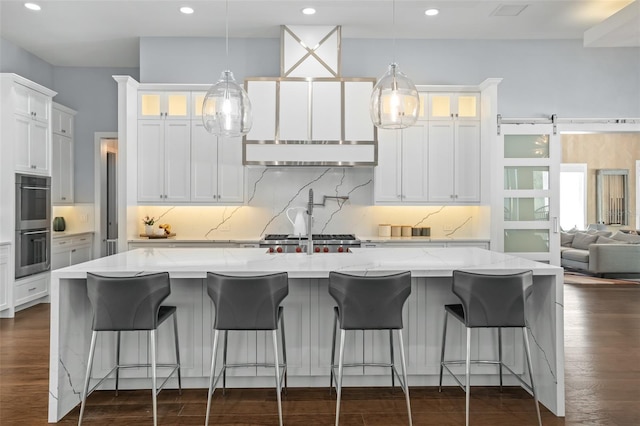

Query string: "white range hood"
[[243, 26, 378, 167]]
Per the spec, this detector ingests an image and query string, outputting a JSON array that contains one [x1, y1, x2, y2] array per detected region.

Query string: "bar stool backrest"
[[451, 270, 534, 328], [206, 272, 289, 330], [86, 272, 171, 331], [328, 271, 411, 330]]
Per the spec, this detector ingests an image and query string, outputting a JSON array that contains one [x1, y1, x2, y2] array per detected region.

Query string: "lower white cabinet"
[[0, 245, 9, 312], [14, 273, 48, 306], [52, 233, 94, 270]]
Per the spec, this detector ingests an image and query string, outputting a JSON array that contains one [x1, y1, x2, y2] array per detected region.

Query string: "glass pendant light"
[[369, 0, 420, 129], [202, 0, 252, 136]]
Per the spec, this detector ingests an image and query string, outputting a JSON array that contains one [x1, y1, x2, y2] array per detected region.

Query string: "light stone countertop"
[[52, 246, 561, 280], [52, 231, 94, 239]]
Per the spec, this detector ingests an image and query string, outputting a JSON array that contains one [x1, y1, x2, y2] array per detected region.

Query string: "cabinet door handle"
[[61, 129, 66, 133], [28, 287, 37, 292], [61, 197, 66, 200], [71, 249, 76, 253]]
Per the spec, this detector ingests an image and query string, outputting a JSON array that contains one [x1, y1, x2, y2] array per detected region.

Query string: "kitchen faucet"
[[307, 188, 314, 255]]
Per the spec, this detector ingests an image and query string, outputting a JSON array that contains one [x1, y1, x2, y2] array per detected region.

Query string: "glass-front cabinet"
[[497, 125, 560, 265], [138, 91, 190, 119], [427, 93, 479, 120]]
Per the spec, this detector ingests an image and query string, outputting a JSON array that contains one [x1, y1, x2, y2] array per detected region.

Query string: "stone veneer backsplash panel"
[[135, 167, 490, 240]]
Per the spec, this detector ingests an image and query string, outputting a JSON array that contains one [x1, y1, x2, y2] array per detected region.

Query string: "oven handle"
[[21, 186, 50, 190], [21, 230, 50, 235]]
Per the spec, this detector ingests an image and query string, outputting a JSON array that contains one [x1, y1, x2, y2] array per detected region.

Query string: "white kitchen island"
[[49, 247, 565, 422]]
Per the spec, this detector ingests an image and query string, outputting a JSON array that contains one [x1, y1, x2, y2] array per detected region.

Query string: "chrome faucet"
[[307, 188, 314, 255]]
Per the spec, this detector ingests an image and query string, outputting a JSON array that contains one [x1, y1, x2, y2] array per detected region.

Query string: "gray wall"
[[52, 67, 139, 203], [0, 38, 54, 89], [140, 37, 640, 118]]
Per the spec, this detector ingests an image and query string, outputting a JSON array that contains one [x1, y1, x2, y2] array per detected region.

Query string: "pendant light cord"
[[392, 0, 396, 64], [225, 0, 229, 71]]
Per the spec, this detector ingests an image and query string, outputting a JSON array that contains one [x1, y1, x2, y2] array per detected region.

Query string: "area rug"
[[564, 271, 640, 285]]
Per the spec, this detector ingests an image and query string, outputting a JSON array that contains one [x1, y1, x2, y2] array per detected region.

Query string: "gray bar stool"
[[328, 271, 413, 426], [205, 272, 289, 426], [439, 270, 542, 426], [78, 272, 182, 426]]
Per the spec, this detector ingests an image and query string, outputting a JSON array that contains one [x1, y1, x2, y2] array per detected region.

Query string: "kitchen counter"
[[52, 231, 94, 239], [49, 247, 564, 421], [358, 235, 490, 243]]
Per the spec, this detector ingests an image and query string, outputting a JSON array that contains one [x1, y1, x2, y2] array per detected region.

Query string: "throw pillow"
[[561, 232, 575, 247], [571, 232, 599, 250], [611, 231, 640, 244], [596, 236, 625, 244], [586, 229, 612, 237]]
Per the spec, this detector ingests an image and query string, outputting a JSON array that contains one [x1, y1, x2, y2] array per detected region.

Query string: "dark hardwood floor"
[[1, 283, 639, 425]]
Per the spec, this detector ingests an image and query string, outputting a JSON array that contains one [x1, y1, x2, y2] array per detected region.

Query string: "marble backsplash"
[[135, 167, 491, 240]]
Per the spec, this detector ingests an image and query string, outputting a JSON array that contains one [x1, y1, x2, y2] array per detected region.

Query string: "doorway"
[[94, 132, 118, 257]]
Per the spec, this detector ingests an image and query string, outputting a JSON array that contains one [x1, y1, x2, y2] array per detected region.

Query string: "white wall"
[[0, 38, 53, 89]]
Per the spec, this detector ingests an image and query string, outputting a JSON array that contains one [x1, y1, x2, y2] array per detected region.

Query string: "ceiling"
[[0, 0, 638, 68]]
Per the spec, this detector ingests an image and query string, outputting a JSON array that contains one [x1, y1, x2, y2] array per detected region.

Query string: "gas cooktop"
[[262, 234, 358, 241]]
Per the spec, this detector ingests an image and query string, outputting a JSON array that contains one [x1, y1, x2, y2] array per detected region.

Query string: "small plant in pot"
[[142, 216, 156, 235]]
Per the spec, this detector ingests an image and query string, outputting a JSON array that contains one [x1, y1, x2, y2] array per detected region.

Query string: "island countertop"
[[53, 246, 561, 279], [50, 247, 564, 422]]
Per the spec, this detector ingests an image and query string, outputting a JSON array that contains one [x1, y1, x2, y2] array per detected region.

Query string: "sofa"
[[561, 230, 640, 277]]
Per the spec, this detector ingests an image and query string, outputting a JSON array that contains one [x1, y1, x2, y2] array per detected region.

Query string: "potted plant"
[[142, 215, 156, 236]]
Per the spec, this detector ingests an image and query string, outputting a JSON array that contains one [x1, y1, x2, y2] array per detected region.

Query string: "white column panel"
[[311, 81, 341, 141], [344, 81, 374, 141], [279, 81, 309, 141], [246, 81, 277, 141]]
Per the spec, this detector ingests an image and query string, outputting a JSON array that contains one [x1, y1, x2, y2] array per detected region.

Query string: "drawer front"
[[15, 275, 48, 304]]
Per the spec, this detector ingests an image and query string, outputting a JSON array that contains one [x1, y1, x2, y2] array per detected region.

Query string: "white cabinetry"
[[427, 92, 479, 120], [190, 123, 244, 203], [12, 81, 52, 175], [51, 103, 76, 204], [138, 91, 190, 120], [374, 125, 428, 204], [14, 273, 48, 307], [427, 120, 480, 203], [52, 234, 93, 270], [0, 245, 9, 312], [137, 120, 191, 203]]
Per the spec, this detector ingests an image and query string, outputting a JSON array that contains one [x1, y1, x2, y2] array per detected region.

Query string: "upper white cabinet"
[[5, 78, 54, 176], [137, 120, 191, 203], [428, 120, 481, 203], [190, 122, 244, 203], [138, 91, 190, 120], [14, 83, 50, 123], [374, 125, 428, 204], [51, 103, 76, 204], [427, 93, 479, 120]]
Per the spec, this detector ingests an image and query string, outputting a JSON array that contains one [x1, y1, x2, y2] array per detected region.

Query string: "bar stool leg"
[[173, 312, 182, 394], [222, 330, 228, 396], [280, 309, 288, 395], [523, 327, 542, 426], [115, 331, 121, 396], [465, 328, 471, 426], [389, 330, 395, 390], [498, 327, 503, 392], [397, 329, 412, 426], [150, 330, 158, 426], [205, 329, 220, 426], [335, 329, 346, 426], [329, 310, 338, 395], [438, 311, 449, 392], [78, 331, 98, 426], [272, 330, 283, 426]]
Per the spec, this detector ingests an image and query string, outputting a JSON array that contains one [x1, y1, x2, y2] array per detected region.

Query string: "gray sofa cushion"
[[596, 236, 625, 244], [611, 231, 640, 244], [571, 232, 599, 250], [562, 249, 590, 263], [587, 230, 612, 237], [561, 232, 575, 247]]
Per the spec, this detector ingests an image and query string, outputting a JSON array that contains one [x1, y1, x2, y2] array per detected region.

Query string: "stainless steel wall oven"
[[15, 174, 51, 278]]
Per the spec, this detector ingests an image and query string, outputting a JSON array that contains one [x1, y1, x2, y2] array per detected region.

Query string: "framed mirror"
[[596, 169, 629, 225]]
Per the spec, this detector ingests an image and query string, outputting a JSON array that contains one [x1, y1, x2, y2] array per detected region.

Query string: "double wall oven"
[[15, 174, 51, 278]]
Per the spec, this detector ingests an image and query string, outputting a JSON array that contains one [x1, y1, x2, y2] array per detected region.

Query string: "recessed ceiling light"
[[302, 7, 316, 15], [425, 8, 439, 16], [24, 2, 41, 11], [179, 6, 194, 15]]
